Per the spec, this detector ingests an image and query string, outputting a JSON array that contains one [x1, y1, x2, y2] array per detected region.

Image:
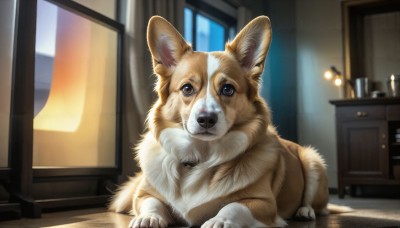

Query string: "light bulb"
[[324, 70, 333, 80], [334, 76, 342, 86]]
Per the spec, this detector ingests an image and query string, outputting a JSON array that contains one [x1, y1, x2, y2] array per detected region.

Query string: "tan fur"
[[109, 175, 141, 213], [110, 16, 338, 227]]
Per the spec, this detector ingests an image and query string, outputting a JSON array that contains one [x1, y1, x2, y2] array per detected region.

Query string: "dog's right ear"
[[147, 16, 192, 76]]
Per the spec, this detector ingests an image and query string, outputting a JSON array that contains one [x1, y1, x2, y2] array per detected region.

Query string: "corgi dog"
[[110, 15, 332, 227]]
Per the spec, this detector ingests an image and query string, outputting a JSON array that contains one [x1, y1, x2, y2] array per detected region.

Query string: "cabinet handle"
[[382, 144, 386, 149], [356, 111, 368, 117]]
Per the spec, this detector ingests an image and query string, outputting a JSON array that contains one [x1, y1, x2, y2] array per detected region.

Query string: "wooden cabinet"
[[331, 98, 400, 198], [340, 121, 388, 177]]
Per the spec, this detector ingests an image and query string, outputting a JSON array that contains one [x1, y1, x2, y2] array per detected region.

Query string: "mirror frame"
[[342, 0, 400, 97]]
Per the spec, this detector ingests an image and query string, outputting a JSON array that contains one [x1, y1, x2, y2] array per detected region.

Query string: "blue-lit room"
[[1, 0, 400, 227]]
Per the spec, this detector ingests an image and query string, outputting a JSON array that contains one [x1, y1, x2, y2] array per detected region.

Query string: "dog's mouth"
[[192, 133, 220, 141], [190, 130, 217, 141], [198, 131, 213, 136], [184, 125, 219, 141]]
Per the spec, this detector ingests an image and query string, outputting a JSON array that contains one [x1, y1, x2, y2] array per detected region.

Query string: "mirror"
[[364, 12, 400, 87], [0, 0, 16, 168], [342, 0, 400, 97]]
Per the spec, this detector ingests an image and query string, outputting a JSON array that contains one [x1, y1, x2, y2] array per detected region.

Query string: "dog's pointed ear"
[[147, 16, 192, 76], [226, 16, 272, 81]]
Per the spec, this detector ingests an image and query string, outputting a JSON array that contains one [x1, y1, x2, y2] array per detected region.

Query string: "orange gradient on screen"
[[33, 4, 117, 167], [34, 10, 89, 132]]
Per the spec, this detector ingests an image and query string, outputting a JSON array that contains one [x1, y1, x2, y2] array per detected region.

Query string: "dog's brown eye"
[[220, 84, 235, 97], [181, 83, 195, 96]]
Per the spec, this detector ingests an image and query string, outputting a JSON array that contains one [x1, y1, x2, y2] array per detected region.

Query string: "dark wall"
[[243, 0, 298, 141]]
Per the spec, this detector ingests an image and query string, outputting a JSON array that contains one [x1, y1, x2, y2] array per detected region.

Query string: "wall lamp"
[[324, 66, 345, 86]]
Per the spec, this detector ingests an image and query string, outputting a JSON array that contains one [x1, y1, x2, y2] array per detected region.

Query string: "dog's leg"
[[129, 197, 172, 228], [295, 147, 329, 220], [295, 166, 318, 220]]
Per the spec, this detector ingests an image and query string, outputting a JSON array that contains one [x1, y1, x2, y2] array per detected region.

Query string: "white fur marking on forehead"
[[205, 54, 221, 110], [207, 54, 220, 80]]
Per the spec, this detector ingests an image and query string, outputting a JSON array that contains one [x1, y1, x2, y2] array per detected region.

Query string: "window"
[[3, 0, 124, 217], [72, 0, 117, 19], [184, 0, 236, 52]]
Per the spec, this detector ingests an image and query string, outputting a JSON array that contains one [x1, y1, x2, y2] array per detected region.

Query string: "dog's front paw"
[[295, 206, 316, 221], [201, 218, 240, 228], [128, 214, 167, 228]]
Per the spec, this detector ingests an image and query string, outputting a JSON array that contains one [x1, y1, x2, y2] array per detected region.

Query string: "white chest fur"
[[137, 128, 262, 223]]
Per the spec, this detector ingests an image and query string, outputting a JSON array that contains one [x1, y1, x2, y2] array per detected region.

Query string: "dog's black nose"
[[197, 112, 218, 129]]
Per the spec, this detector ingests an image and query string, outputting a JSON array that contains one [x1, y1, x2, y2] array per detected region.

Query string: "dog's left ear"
[[147, 16, 192, 76], [226, 16, 272, 82]]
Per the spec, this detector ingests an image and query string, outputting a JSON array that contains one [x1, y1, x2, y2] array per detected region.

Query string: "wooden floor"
[[1, 195, 400, 227]]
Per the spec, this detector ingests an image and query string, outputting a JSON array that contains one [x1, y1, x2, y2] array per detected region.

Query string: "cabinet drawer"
[[337, 105, 385, 121], [387, 105, 400, 121]]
